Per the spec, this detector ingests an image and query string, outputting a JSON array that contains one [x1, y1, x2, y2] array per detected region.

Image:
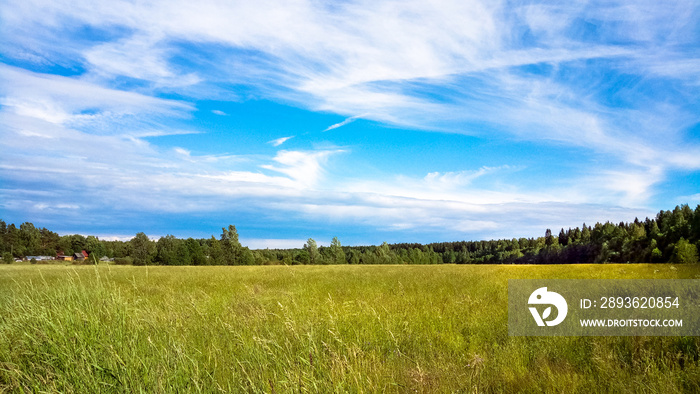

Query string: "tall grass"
[[1, 264, 699, 392]]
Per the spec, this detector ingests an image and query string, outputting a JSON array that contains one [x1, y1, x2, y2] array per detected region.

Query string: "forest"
[[1, 204, 699, 265]]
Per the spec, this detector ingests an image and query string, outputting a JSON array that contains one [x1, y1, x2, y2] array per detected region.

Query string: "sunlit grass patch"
[[1, 264, 699, 392]]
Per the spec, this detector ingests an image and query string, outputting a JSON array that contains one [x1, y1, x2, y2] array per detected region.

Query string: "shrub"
[[674, 238, 699, 264], [114, 257, 133, 265]]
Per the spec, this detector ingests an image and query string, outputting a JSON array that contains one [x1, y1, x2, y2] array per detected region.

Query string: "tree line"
[[1, 205, 699, 265]]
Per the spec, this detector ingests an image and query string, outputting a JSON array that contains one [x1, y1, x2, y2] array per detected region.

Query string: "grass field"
[[1, 263, 699, 393]]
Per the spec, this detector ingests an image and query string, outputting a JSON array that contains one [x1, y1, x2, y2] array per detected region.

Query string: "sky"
[[0, 0, 699, 248]]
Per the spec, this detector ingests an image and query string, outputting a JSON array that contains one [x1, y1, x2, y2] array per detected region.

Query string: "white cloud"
[[129, 129, 202, 138], [423, 166, 513, 189], [323, 115, 364, 132], [679, 194, 700, 205], [84, 33, 201, 88], [95, 235, 138, 242], [242, 238, 307, 249], [268, 136, 294, 147], [34, 203, 80, 211], [174, 147, 191, 156], [261, 150, 342, 188], [0, 64, 193, 131]]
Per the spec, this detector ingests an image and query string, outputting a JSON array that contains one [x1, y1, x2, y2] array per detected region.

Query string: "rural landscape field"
[[2, 263, 699, 392], [2, 0, 699, 393]]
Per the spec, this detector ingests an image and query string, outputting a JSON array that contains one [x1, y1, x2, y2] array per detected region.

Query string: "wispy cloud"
[[173, 147, 191, 156], [0, 64, 193, 131], [84, 33, 201, 88], [423, 166, 514, 189], [261, 150, 343, 188], [323, 115, 363, 132], [268, 136, 294, 147]]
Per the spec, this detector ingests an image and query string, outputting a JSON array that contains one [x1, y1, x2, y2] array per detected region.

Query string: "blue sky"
[[0, 0, 698, 248]]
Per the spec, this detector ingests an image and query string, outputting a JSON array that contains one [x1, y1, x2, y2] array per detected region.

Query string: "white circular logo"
[[528, 287, 568, 327]]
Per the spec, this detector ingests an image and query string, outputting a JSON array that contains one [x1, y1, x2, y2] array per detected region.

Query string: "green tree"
[[408, 247, 424, 264], [58, 234, 87, 256], [348, 249, 361, 264], [294, 249, 310, 265], [543, 229, 555, 246], [647, 220, 661, 239], [304, 238, 320, 264], [111, 239, 131, 258], [58, 236, 73, 255], [557, 229, 568, 246], [375, 242, 397, 264], [208, 236, 224, 265], [240, 247, 255, 265], [221, 225, 242, 265], [0, 220, 6, 253], [173, 240, 191, 265], [19, 222, 40, 256], [39, 227, 60, 255], [692, 205, 700, 241], [131, 232, 155, 265], [674, 238, 698, 264], [669, 205, 692, 242], [329, 237, 346, 264], [156, 235, 179, 265], [5, 224, 21, 257], [581, 224, 591, 243], [186, 238, 206, 265], [85, 235, 105, 259]]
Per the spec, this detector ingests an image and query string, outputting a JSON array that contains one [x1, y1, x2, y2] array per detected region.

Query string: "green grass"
[[1, 264, 699, 393]]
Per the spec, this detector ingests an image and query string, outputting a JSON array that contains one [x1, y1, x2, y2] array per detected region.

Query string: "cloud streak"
[[269, 136, 294, 146], [323, 115, 364, 132]]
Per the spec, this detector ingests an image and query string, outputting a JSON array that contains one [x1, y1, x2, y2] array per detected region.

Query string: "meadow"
[[1, 263, 699, 393]]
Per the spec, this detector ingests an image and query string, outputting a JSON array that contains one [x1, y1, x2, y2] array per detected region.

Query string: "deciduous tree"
[[304, 238, 319, 264], [329, 237, 346, 264], [131, 232, 155, 265], [221, 225, 242, 265], [674, 238, 698, 264]]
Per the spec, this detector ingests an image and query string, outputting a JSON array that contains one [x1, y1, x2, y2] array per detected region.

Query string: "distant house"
[[56, 250, 89, 261], [25, 256, 53, 261], [73, 250, 89, 261]]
